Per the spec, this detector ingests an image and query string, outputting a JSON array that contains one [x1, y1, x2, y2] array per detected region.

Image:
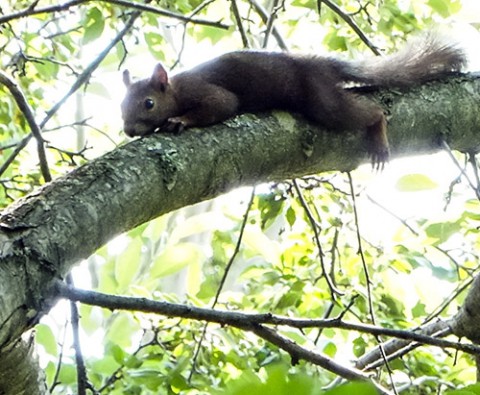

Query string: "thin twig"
[[249, 0, 288, 50], [293, 179, 344, 298], [0, 0, 229, 29], [347, 173, 374, 322], [441, 140, 480, 200], [49, 319, 69, 393], [347, 172, 398, 394], [0, 7, 140, 179], [230, 0, 250, 48], [250, 324, 393, 395], [262, 0, 281, 48], [188, 187, 256, 380], [0, 71, 51, 182], [66, 274, 88, 395], [319, 0, 380, 55]]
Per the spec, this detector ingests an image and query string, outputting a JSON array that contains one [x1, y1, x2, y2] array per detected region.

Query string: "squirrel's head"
[[121, 63, 178, 137]]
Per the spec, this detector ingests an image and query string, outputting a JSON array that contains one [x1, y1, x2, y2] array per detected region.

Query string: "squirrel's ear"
[[123, 70, 131, 87], [151, 63, 169, 91]]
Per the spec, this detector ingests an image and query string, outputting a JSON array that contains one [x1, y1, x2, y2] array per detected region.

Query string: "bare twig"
[[347, 172, 398, 394], [356, 320, 453, 370], [318, 0, 380, 55], [262, 0, 282, 48], [66, 274, 88, 395], [230, 0, 250, 48], [189, 188, 256, 380], [441, 140, 480, 201], [293, 179, 344, 298], [49, 319, 69, 393], [0, 71, 51, 182], [0, 7, 139, 179], [249, 0, 288, 50], [347, 173, 374, 322]]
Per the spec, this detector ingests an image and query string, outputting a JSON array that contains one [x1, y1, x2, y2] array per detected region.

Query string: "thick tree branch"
[[451, 274, 480, 343], [0, 336, 46, 395], [0, 75, 478, 392]]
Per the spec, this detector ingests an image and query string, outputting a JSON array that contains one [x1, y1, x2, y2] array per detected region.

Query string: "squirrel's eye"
[[144, 98, 155, 110]]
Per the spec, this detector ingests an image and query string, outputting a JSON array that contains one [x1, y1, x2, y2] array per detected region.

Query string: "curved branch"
[[0, 75, 479, 385]]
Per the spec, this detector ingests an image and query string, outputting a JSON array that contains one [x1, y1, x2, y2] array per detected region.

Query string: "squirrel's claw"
[[163, 117, 186, 134]]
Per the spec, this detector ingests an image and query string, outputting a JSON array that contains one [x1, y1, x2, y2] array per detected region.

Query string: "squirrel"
[[121, 35, 466, 166]]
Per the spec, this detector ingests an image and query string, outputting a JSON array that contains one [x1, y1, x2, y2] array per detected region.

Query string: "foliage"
[[1, 0, 479, 394]]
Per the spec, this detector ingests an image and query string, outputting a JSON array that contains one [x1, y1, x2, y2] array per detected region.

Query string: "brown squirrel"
[[121, 35, 465, 166]]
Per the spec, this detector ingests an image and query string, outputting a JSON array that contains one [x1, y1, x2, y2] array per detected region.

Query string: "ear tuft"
[[123, 70, 131, 87], [151, 63, 169, 91]]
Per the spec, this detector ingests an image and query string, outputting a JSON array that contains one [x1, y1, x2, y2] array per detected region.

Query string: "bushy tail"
[[339, 33, 467, 87]]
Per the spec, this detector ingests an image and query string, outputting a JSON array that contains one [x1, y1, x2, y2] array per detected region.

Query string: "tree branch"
[[57, 284, 480, 361]]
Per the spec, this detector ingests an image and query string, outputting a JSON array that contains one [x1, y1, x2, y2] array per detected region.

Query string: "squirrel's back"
[[174, 35, 466, 113], [122, 33, 466, 166]]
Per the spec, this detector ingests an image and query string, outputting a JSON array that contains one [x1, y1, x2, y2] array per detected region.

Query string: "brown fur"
[[121, 35, 466, 166]]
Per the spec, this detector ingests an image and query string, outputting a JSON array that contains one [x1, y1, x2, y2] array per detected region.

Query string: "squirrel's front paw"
[[163, 117, 186, 134]]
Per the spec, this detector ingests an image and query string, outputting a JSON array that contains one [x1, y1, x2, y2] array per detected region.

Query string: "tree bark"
[[0, 75, 479, 393]]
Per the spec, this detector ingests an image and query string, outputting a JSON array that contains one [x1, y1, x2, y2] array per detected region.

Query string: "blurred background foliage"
[[1, 0, 480, 393]]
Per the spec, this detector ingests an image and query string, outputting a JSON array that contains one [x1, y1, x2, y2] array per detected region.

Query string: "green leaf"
[[353, 336, 367, 358], [115, 237, 143, 291], [286, 206, 296, 227], [109, 342, 126, 364], [427, 0, 458, 17], [258, 193, 285, 229], [35, 324, 58, 357], [58, 364, 77, 385], [411, 301, 427, 318], [86, 82, 112, 99], [130, 369, 164, 390], [144, 32, 165, 59], [106, 314, 138, 348], [150, 242, 204, 278], [324, 33, 347, 51], [323, 341, 337, 357], [425, 221, 461, 244], [446, 384, 480, 395], [83, 7, 105, 44], [325, 381, 379, 395], [396, 173, 438, 192]]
